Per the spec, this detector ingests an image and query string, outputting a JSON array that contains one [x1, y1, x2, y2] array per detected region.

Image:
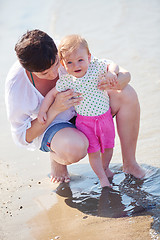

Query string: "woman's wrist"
[[116, 71, 131, 90], [26, 105, 59, 143]]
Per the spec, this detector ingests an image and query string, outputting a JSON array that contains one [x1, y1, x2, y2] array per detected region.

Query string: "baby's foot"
[[104, 167, 115, 178], [99, 176, 112, 188], [123, 162, 146, 179], [50, 159, 70, 183]]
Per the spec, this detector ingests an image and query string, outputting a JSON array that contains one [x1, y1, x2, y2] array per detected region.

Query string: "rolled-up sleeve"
[[5, 66, 43, 150], [6, 89, 42, 150]]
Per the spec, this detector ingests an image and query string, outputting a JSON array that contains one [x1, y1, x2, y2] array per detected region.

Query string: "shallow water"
[[1, 0, 160, 238], [56, 163, 160, 233]]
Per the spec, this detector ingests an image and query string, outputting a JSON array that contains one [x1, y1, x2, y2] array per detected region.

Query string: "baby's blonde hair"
[[58, 34, 90, 60]]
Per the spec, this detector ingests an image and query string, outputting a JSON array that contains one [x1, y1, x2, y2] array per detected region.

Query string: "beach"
[[0, 156, 157, 240], [1, 0, 160, 239]]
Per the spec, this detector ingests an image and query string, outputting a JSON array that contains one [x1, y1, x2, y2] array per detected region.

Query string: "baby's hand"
[[98, 71, 118, 90], [38, 112, 47, 125], [105, 71, 118, 87]]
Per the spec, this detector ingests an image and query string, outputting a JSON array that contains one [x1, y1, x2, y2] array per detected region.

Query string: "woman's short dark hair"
[[15, 29, 58, 72]]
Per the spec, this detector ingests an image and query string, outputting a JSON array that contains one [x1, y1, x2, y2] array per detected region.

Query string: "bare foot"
[[104, 168, 115, 178], [99, 176, 112, 188], [123, 162, 146, 179], [50, 159, 70, 183]]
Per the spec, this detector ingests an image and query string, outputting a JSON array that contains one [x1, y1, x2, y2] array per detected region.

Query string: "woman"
[[5, 29, 145, 183]]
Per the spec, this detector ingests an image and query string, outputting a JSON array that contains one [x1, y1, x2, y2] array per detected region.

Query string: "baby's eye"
[[79, 59, 83, 62], [67, 61, 72, 64]]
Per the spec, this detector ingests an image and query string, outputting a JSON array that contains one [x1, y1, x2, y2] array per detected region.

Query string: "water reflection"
[[56, 182, 146, 218], [55, 164, 160, 233]]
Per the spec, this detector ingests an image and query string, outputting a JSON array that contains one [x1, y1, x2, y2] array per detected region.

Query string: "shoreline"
[[1, 156, 159, 240]]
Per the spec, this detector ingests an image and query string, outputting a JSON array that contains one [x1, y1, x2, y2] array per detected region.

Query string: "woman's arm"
[[98, 65, 131, 91], [26, 89, 82, 143], [108, 62, 119, 75], [38, 87, 58, 124], [116, 66, 131, 90]]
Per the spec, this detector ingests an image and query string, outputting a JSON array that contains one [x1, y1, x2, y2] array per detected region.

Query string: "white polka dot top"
[[56, 57, 111, 116]]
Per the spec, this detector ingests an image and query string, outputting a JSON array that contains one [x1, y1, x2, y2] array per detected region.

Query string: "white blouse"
[[5, 61, 76, 150]]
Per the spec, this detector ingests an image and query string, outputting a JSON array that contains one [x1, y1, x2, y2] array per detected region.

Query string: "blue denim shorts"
[[40, 122, 76, 152]]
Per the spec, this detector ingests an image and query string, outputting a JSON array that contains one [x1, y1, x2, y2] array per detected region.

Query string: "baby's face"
[[62, 47, 91, 78]]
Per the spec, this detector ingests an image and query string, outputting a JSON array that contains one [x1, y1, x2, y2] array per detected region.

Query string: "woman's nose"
[[49, 70, 57, 78], [49, 66, 59, 77]]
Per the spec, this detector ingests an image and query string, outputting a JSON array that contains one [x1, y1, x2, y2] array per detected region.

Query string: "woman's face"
[[33, 55, 60, 80]]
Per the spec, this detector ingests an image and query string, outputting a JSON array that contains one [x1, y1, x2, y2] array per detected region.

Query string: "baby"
[[38, 34, 119, 187]]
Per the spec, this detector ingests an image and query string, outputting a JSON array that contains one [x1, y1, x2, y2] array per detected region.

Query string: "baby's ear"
[[61, 60, 65, 66], [88, 52, 91, 62]]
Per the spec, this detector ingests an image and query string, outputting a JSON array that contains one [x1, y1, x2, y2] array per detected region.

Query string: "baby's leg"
[[88, 151, 111, 188], [101, 148, 114, 178]]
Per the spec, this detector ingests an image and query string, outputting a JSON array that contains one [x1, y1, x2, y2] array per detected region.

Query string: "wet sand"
[[0, 154, 159, 240]]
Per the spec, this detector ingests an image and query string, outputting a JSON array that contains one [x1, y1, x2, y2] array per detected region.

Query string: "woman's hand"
[[26, 89, 83, 143], [50, 89, 83, 114]]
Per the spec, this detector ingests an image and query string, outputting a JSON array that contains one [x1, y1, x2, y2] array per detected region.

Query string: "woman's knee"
[[121, 85, 139, 105], [68, 140, 88, 163], [51, 128, 89, 164], [109, 84, 140, 117], [59, 138, 88, 164]]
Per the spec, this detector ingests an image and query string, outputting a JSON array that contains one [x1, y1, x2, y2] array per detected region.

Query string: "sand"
[[0, 154, 159, 240]]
